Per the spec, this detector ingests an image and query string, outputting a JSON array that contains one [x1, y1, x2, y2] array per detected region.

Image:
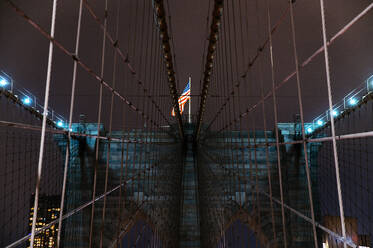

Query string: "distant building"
[[28, 195, 61, 248]]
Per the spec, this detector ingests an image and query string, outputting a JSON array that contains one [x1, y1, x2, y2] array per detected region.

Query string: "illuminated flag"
[[172, 79, 191, 116]]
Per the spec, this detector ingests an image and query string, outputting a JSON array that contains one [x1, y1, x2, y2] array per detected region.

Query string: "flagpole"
[[188, 76, 191, 124]]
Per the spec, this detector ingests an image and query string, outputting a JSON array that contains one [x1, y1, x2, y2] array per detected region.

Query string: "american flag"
[[171, 79, 191, 116]]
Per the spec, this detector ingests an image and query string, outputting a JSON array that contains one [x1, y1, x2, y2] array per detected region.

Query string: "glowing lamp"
[[306, 127, 313, 134], [317, 120, 323, 126], [348, 97, 357, 106], [57, 121, 63, 127], [22, 97, 32, 105], [332, 110, 338, 117], [0, 78, 8, 87]]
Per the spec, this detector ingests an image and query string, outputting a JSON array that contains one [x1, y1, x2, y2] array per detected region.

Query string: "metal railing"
[[0, 70, 67, 127]]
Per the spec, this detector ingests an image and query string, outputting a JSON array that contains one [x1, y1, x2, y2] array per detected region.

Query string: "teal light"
[[22, 97, 32, 105], [0, 78, 8, 87], [349, 98, 357, 106]]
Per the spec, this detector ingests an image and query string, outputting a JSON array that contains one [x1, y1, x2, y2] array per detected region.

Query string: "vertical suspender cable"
[[56, 0, 83, 246], [288, 1, 319, 247], [255, 0, 277, 242], [318, 0, 348, 247], [30, 0, 58, 246], [266, 1, 288, 246], [89, 0, 108, 246], [99, 0, 122, 245]]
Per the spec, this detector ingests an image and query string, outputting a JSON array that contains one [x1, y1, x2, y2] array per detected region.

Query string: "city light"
[[332, 110, 338, 117], [349, 97, 357, 106], [317, 119, 324, 126], [57, 121, 63, 127], [307, 127, 313, 134], [22, 97, 32, 105]]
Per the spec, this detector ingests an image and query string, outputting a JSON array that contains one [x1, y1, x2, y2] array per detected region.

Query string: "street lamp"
[[22, 97, 32, 105], [0, 77, 8, 87], [349, 97, 357, 106]]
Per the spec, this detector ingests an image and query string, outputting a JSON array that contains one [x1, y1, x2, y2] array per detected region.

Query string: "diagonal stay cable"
[[5, 0, 163, 130]]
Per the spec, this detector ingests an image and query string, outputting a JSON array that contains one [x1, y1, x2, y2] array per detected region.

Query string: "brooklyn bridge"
[[0, 0, 373, 247]]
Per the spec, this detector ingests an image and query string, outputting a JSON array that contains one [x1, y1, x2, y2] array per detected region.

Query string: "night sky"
[[1, 0, 373, 130]]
